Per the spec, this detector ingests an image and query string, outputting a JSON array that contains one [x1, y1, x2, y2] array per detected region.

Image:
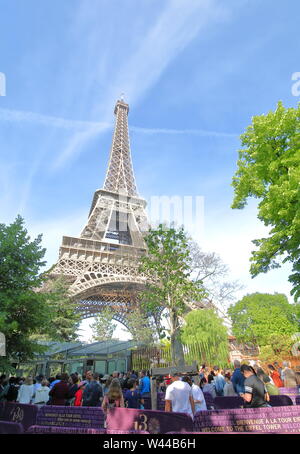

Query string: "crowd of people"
[[0, 361, 299, 418], [0, 369, 150, 412], [197, 360, 300, 408]]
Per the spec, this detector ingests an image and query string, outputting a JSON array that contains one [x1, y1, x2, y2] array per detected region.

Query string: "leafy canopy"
[[181, 309, 229, 366], [140, 224, 206, 316], [231, 102, 300, 300], [0, 216, 50, 371], [228, 292, 300, 347], [34, 276, 81, 342], [139, 224, 206, 365], [89, 306, 118, 342]]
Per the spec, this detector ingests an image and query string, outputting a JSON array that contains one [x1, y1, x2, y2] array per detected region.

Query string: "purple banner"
[[107, 408, 194, 434], [27, 425, 106, 434], [279, 388, 299, 405], [213, 395, 293, 409], [0, 421, 24, 434], [194, 405, 300, 433], [214, 396, 243, 409], [203, 392, 215, 409], [36, 405, 105, 429], [270, 395, 293, 406], [3, 402, 38, 432], [157, 392, 165, 411]]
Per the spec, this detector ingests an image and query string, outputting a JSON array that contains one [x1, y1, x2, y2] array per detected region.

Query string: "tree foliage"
[[231, 102, 300, 300], [181, 309, 229, 366], [259, 333, 294, 364], [89, 306, 118, 342], [139, 224, 206, 366], [124, 309, 157, 345], [228, 292, 300, 347], [36, 276, 81, 342], [0, 216, 50, 371]]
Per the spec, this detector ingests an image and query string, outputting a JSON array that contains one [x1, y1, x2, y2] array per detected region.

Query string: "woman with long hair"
[[101, 378, 124, 414]]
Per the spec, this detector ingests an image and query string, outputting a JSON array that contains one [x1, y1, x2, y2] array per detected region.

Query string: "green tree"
[[32, 276, 81, 342], [89, 307, 117, 342], [0, 216, 50, 372], [124, 309, 158, 345], [139, 224, 206, 366], [231, 102, 300, 300], [259, 333, 294, 364], [228, 293, 299, 347], [181, 309, 229, 366]]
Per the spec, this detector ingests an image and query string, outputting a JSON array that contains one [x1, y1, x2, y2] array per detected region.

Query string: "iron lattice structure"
[[51, 99, 149, 326]]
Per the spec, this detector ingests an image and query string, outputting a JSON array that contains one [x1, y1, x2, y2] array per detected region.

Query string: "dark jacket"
[[6, 384, 19, 402], [82, 380, 103, 407], [49, 381, 69, 405]]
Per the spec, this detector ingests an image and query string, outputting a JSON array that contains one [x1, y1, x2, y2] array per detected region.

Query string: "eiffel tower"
[[52, 98, 149, 327]]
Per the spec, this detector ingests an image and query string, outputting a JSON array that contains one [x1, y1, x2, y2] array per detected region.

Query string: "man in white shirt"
[[182, 376, 207, 412], [165, 373, 195, 417]]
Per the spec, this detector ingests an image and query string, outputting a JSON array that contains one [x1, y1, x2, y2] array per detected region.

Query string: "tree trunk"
[[170, 309, 185, 368]]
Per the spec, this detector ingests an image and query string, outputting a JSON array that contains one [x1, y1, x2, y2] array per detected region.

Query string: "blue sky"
[[0, 0, 299, 340]]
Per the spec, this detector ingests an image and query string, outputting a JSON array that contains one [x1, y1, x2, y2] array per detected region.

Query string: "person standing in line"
[[182, 376, 207, 412], [66, 374, 79, 406], [102, 378, 125, 415], [259, 375, 279, 396], [5, 377, 19, 402], [124, 379, 144, 409], [274, 362, 283, 380], [267, 365, 283, 388], [199, 365, 206, 380], [223, 373, 237, 396], [34, 375, 43, 393], [48, 373, 69, 405], [130, 370, 138, 380], [34, 379, 50, 405], [231, 360, 245, 396], [202, 374, 217, 398], [139, 370, 151, 398], [17, 376, 34, 404], [213, 366, 226, 396], [101, 375, 112, 395], [49, 374, 61, 389], [281, 362, 298, 388], [74, 381, 87, 406], [82, 371, 103, 407], [165, 372, 195, 418], [240, 365, 271, 408]]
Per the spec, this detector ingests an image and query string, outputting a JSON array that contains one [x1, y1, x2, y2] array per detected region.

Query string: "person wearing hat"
[[101, 375, 112, 395], [165, 372, 195, 417]]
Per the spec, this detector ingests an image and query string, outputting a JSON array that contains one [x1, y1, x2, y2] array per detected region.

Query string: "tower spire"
[[103, 98, 138, 196]]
